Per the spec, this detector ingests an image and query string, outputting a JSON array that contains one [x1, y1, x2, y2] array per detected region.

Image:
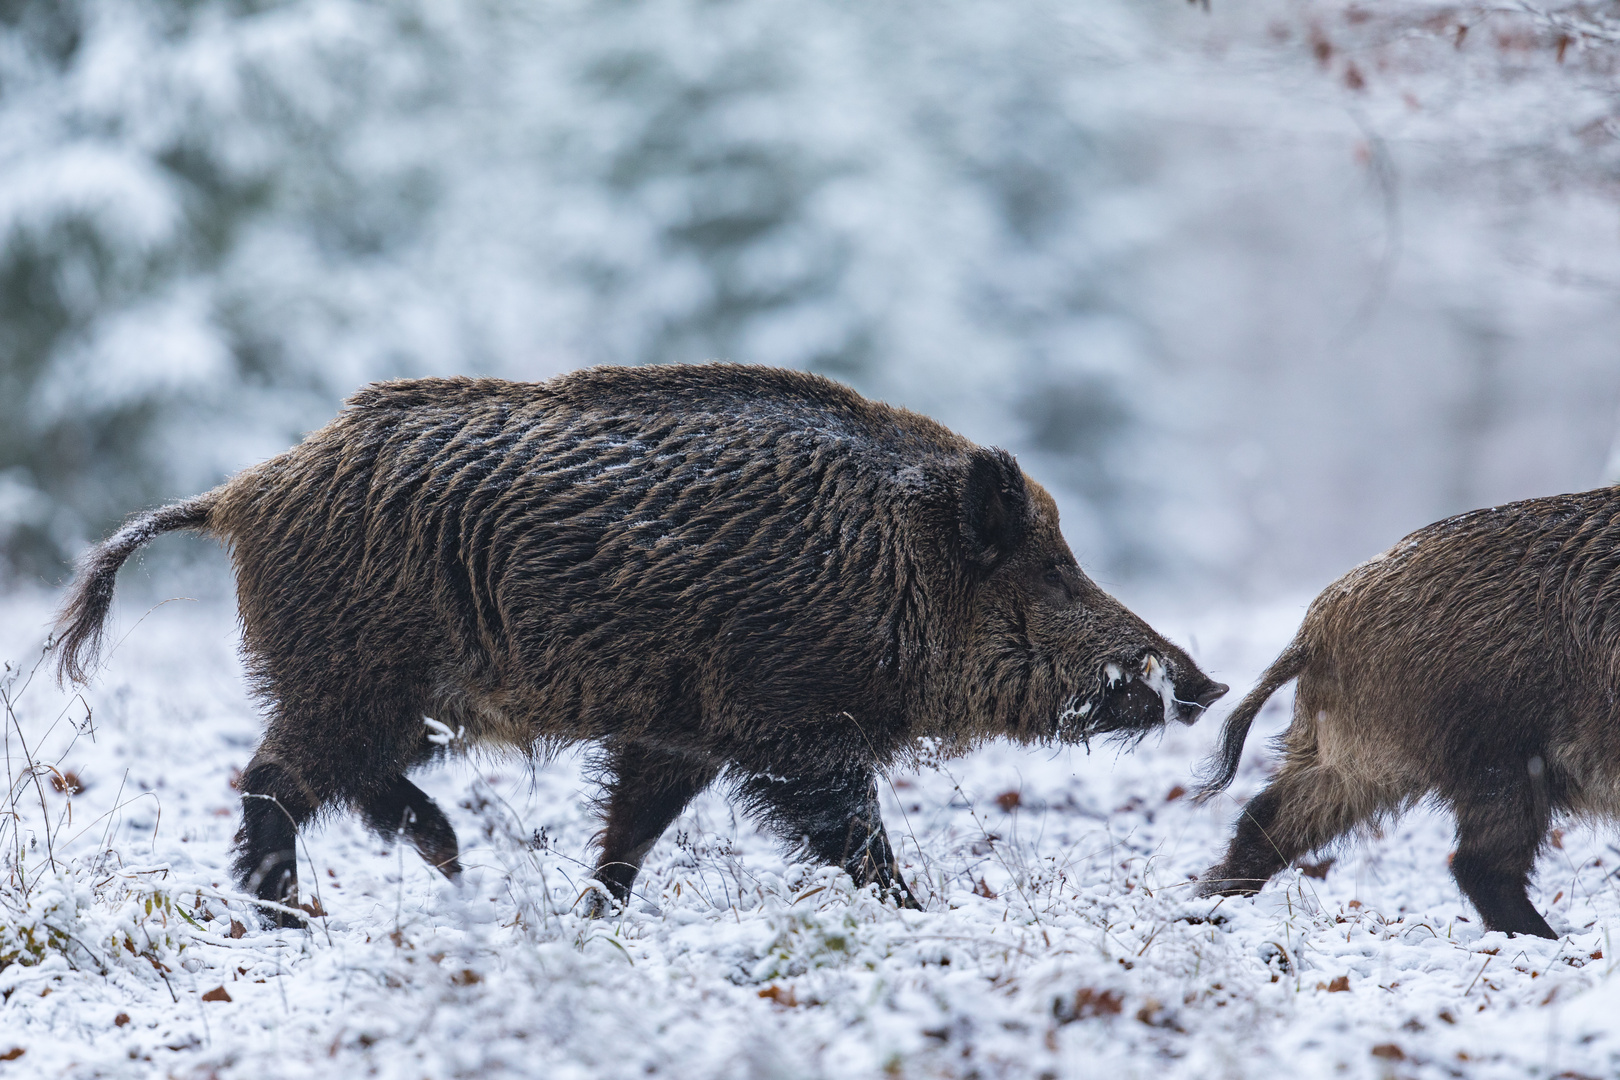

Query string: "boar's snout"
[[1068, 653, 1227, 740], [1164, 656, 1228, 725], [1182, 674, 1230, 715]]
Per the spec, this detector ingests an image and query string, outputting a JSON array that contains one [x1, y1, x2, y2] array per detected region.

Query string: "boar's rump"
[[55, 364, 1225, 924], [1198, 487, 1620, 938]]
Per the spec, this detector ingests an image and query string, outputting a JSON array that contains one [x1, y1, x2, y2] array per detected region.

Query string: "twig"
[[941, 763, 1051, 947], [4, 670, 58, 871], [1465, 954, 1494, 996]]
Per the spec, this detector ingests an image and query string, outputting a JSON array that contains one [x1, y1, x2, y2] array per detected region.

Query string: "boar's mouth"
[[1055, 654, 1211, 745]]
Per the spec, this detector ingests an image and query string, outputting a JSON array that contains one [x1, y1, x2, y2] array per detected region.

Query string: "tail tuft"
[[1192, 640, 1308, 803], [54, 494, 218, 686]]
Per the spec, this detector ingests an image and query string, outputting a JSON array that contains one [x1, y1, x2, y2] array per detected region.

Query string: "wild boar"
[[1197, 487, 1620, 938], [55, 364, 1226, 925]]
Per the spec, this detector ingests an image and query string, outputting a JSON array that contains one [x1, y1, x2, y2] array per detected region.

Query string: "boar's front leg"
[[588, 742, 721, 916], [738, 769, 921, 909]]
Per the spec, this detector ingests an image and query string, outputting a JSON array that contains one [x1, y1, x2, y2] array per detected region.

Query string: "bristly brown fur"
[[1199, 488, 1620, 938], [54, 364, 1225, 924]]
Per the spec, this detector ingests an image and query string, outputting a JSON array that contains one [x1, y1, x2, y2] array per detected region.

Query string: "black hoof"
[[1483, 912, 1557, 940], [264, 905, 310, 931], [1193, 871, 1264, 899], [241, 850, 304, 928], [582, 885, 617, 919]]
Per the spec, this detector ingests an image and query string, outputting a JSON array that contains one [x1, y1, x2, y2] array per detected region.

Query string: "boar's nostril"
[[1195, 682, 1229, 709]]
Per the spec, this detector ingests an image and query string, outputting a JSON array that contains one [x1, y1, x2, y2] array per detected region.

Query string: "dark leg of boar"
[[1201, 763, 1407, 897], [739, 770, 921, 909], [236, 696, 464, 926], [359, 775, 463, 881], [232, 755, 317, 927], [1449, 783, 1556, 939], [587, 743, 720, 915], [1199, 785, 1298, 895]]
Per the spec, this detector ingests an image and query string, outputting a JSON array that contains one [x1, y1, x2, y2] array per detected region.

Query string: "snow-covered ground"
[[2, 587, 1618, 1079]]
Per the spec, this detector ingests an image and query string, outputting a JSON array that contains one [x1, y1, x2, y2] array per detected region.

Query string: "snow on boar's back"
[[1197, 487, 1620, 938], [55, 364, 1225, 924]]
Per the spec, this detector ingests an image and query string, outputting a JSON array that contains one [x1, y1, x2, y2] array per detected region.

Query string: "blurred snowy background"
[[2, 7, 1619, 1075], [0, 0, 1617, 602]]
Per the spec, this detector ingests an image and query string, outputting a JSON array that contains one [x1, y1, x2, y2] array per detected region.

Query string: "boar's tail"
[[54, 491, 221, 687], [1193, 639, 1308, 803]]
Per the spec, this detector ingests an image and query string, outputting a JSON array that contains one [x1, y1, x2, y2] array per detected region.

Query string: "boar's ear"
[[959, 447, 1031, 571]]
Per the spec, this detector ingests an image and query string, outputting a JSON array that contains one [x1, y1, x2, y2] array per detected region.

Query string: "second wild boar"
[[1198, 487, 1620, 938], [55, 364, 1227, 924]]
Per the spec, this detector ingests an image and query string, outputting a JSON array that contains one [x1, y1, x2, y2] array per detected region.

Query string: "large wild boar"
[[56, 364, 1226, 925], [1198, 487, 1620, 938]]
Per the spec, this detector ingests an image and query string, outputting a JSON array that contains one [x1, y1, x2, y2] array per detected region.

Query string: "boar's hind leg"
[[588, 743, 720, 916], [739, 770, 921, 909], [1450, 788, 1556, 939], [232, 753, 319, 928], [1201, 764, 1399, 898], [360, 775, 462, 881], [235, 699, 452, 927], [1198, 781, 1301, 896]]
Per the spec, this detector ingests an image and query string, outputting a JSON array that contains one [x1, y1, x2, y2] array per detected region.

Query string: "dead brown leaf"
[[50, 769, 85, 795], [1055, 987, 1124, 1023], [1295, 857, 1335, 880], [758, 985, 798, 1007]]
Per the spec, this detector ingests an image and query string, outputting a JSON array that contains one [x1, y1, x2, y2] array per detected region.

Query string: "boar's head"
[[943, 448, 1227, 747]]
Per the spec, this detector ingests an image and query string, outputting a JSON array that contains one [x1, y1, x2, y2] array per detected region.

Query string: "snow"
[[2, 589, 1618, 1078]]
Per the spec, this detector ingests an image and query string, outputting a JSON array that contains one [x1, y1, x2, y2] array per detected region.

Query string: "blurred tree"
[[0, 0, 1178, 588], [2, 0, 1614, 597]]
